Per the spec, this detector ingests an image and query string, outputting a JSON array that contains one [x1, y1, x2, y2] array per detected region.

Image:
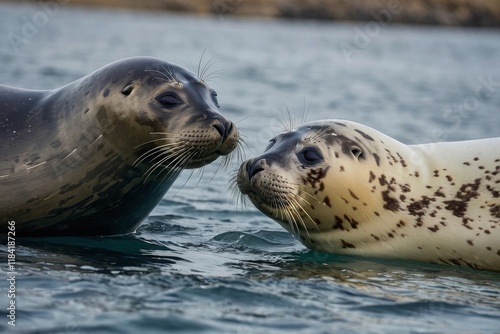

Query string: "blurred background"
[[8, 0, 500, 26], [0, 1, 499, 334]]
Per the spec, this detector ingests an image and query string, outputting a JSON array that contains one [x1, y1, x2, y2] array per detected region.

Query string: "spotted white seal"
[[237, 120, 500, 271], [0, 57, 239, 236]]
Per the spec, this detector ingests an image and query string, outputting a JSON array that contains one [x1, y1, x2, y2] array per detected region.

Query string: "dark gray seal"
[[0, 57, 239, 236]]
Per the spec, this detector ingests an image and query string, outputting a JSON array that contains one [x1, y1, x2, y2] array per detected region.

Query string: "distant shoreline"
[[2, 0, 500, 27]]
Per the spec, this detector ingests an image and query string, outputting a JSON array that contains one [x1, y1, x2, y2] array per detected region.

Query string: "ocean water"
[[1, 3, 500, 333]]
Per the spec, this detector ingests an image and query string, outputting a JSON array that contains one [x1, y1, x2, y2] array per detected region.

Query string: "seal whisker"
[[133, 143, 185, 167], [200, 57, 218, 80], [290, 194, 321, 233], [143, 147, 194, 185], [283, 204, 301, 237], [156, 152, 200, 194], [149, 132, 178, 136], [287, 197, 311, 237], [162, 64, 180, 84], [61, 149, 78, 162], [144, 69, 175, 83], [26, 161, 47, 170], [198, 52, 221, 83], [141, 146, 189, 180], [134, 138, 174, 149], [197, 49, 208, 79], [227, 172, 248, 211]]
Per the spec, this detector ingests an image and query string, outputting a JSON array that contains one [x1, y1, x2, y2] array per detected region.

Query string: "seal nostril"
[[212, 123, 225, 138], [250, 167, 264, 179], [226, 122, 233, 138], [246, 159, 265, 180]]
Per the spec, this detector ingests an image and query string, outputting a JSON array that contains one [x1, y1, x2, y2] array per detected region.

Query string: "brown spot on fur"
[[344, 214, 359, 229], [486, 185, 499, 198], [462, 218, 473, 230], [381, 190, 400, 211], [341, 239, 356, 249], [355, 129, 375, 141], [467, 240, 474, 246], [407, 196, 434, 218], [332, 216, 344, 230], [396, 220, 406, 228], [456, 179, 481, 200], [490, 205, 500, 219], [434, 190, 446, 197], [349, 190, 359, 200], [399, 184, 411, 193], [371, 234, 380, 241], [323, 196, 332, 208], [428, 225, 439, 232], [463, 162, 470, 166], [369, 171, 376, 183], [305, 167, 329, 190], [444, 178, 481, 218], [433, 170, 439, 177]]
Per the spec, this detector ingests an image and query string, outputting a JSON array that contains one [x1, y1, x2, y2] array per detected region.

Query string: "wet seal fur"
[[0, 57, 239, 236], [237, 120, 500, 271]]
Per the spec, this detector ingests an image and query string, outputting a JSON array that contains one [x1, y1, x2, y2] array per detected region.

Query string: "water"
[[1, 3, 500, 333]]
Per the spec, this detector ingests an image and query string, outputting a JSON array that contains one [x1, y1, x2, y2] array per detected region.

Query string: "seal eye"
[[265, 139, 276, 151], [211, 91, 220, 108], [297, 147, 323, 166], [156, 93, 183, 109]]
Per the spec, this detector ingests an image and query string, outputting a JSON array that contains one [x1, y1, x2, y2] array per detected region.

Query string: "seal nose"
[[212, 116, 232, 141], [246, 158, 265, 180]]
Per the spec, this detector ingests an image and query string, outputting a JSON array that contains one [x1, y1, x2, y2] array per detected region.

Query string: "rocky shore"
[[4, 0, 500, 27]]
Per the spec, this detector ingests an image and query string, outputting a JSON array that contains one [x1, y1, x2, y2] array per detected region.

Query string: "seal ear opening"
[[351, 146, 363, 160], [122, 84, 134, 96]]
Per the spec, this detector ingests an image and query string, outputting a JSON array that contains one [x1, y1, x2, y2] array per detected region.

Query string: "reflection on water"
[[1, 3, 500, 334]]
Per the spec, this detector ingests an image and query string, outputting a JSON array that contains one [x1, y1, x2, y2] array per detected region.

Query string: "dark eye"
[[156, 93, 183, 109], [265, 139, 276, 151], [297, 147, 323, 166], [211, 91, 220, 108]]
